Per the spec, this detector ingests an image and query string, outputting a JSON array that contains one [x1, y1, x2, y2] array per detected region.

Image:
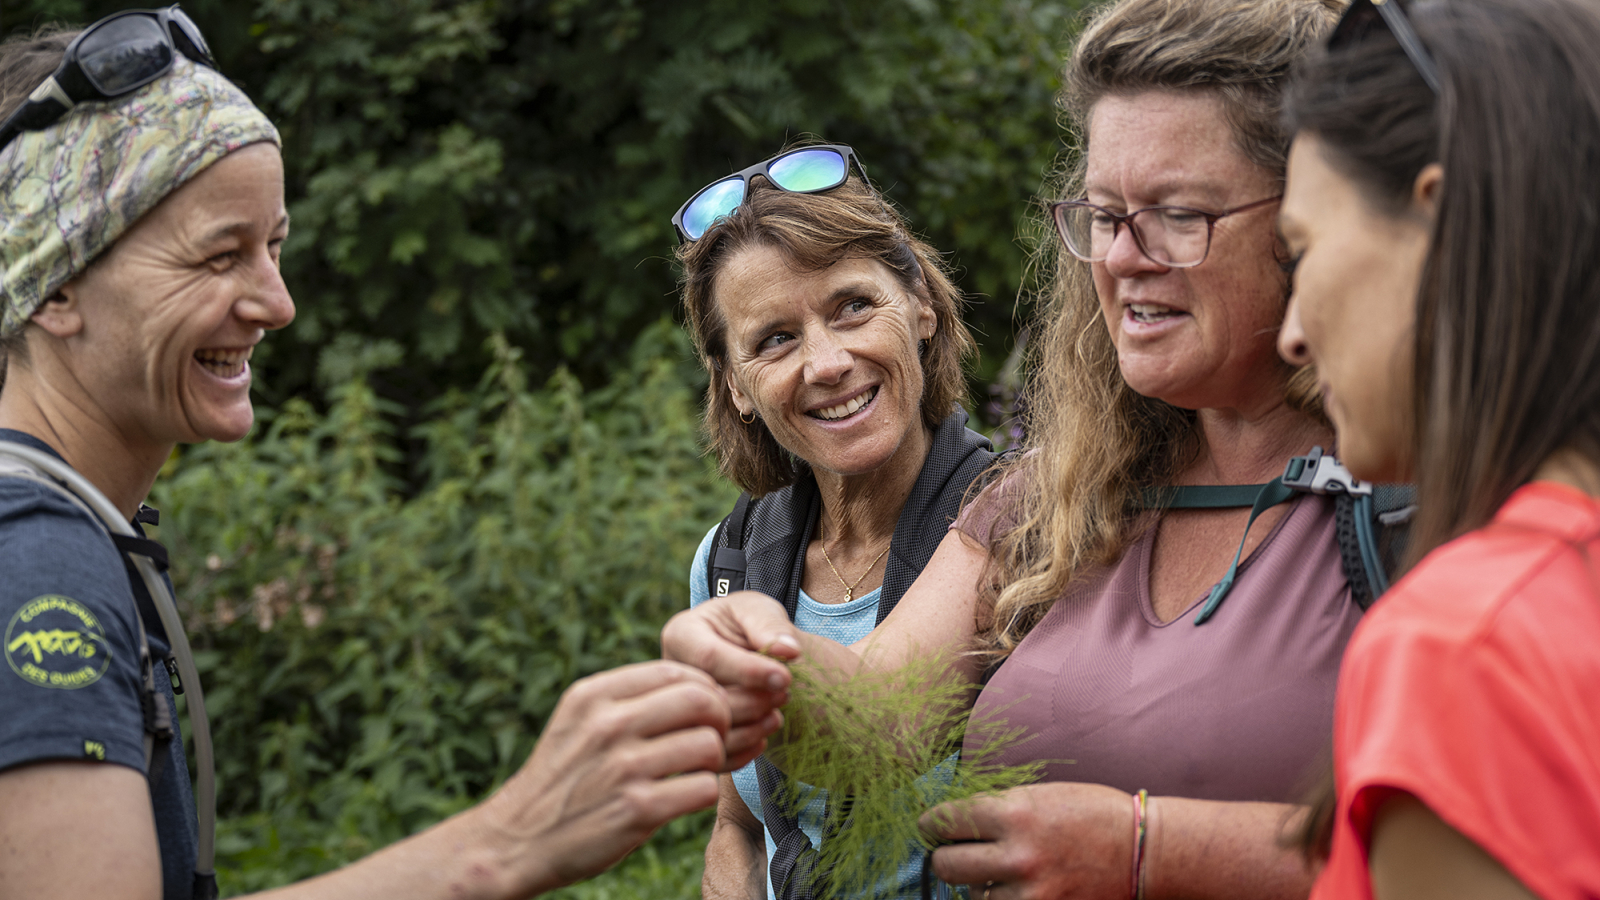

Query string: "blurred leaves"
[[3, 0, 1080, 405], [0, 0, 1090, 893], [148, 321, 736, 891]]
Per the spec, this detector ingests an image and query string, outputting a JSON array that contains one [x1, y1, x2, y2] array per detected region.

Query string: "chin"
[[196, 409, 257, 444]]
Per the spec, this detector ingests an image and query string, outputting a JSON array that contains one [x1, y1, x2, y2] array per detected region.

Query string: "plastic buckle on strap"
[[1282, 445, 1372, 497]]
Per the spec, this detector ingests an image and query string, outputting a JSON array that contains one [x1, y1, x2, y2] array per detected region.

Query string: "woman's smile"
[[807, 386, 878, 422], [715, 245, 936, 479], [192, 345, 254, 382]]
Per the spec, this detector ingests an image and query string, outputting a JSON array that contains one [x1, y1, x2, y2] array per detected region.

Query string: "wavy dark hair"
[[676, 160, 976, 497], [1285, 0, 1600, 854]]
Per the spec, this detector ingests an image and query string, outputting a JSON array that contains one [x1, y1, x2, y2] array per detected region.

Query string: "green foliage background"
[[0, 0, 1087, 895]]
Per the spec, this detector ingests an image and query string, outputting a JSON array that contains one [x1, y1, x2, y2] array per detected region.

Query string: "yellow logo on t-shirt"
[[4, 595, 111, 689]]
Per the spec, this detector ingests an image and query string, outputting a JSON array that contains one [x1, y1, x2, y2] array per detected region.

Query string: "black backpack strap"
[[756, 756, 828, 900], [110, 533, 170, 571], [1281, 446, 1416, 610], [707, 492, 754, 599], [875, 412, 995, 624]]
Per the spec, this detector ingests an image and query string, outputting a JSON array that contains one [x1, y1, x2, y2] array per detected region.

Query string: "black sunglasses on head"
[[0, 5, 216, 152], [1328, 0, 1441, 94]]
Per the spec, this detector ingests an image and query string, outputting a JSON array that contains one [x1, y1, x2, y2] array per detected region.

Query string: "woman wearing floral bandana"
[[0, 17, 757, 900]]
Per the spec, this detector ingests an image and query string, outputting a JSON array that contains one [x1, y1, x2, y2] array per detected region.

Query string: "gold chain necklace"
[[819, 527, 891, 603]]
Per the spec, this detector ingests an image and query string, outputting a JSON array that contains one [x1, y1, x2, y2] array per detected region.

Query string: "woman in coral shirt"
[[1276, 0, 1600, 897]]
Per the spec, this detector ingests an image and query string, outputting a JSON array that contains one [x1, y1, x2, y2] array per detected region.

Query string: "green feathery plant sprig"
[[767, 650, 1043, 898]]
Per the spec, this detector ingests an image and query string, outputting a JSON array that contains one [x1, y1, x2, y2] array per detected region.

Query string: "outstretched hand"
[[478, 660, 739, 896], [661, 590, 802, 768]]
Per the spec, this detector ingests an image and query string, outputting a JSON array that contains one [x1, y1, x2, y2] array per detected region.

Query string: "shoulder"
[[1334, 484, 1600, 893], [952, 451, 1034, 545], [688, 523, 720, 608], [1353, 483, 1600, 666], [0, 477, 141, 673], [0, 479, 149, 775], [0, 477, 129, 601]]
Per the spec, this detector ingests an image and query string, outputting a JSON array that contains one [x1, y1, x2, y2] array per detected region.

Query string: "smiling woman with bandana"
[[0, 15, 755, 900]]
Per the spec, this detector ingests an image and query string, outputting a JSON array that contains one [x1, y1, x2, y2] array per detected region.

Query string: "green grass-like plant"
[[767, 650, 1043, 899]]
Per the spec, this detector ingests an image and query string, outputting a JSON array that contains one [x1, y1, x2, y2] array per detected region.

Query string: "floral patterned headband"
[[0, 56, 280, 337]]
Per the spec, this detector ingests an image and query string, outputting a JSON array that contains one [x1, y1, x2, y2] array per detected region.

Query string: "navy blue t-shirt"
[[0, 429, 198, 900]]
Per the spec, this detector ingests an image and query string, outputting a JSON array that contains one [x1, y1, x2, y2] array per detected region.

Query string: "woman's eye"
[[842, 298, 872, 317], [1280, 253, 1302, 279], [206, 249, 240, 269], [759, 332, 794, 351]]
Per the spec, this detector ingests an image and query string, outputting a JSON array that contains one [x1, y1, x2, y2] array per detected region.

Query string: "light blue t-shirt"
[[691, 525, 950, 900]]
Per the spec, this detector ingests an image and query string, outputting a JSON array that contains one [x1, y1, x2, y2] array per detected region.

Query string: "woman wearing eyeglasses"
[[1278, 0, 1600, 897], [664, 1, 1372, 898], [0, 15, 749, 900], [674, 145, 991, 900]]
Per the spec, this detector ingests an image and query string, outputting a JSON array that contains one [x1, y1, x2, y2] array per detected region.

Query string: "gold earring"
[[740, 411, 758, 424]]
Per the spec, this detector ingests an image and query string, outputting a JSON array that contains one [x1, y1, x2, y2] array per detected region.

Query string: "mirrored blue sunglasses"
[[671, 144, 873, 242]]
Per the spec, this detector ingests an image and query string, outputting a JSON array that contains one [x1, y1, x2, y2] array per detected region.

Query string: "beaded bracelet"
[[1130, 789, 1150, 900]]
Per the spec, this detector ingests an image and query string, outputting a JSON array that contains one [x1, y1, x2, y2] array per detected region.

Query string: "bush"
[[151, 320, 735, 894]]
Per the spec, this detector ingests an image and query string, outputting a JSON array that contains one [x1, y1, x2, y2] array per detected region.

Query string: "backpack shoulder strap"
[[707, 492, 754, 599], [1281, 446, 1415, 610]]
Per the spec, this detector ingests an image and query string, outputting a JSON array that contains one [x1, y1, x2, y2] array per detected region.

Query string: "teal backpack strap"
[[1142, 484, 1272, 509], [1140, 479, 1298, 625], [1190, 478, 1297, 625]]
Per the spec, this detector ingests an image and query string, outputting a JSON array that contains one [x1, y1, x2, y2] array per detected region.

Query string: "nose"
[[1278, 290, 1311, 366], [803, 328, 853, 385], [1101, 220, 1169, 279], [237, 249, 296, 331]]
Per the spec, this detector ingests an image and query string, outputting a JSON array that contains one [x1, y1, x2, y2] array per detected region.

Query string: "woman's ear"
[[916, 294, 937, 342], [1413, 163, 1443, 220], [726, 371, 755, 418], [29, 286, 85, 339]]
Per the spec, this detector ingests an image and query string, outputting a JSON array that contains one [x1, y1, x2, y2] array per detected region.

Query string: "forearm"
[[249, 807, 542, 900], [702, 773, 767, 900], [1143, 798, 1315, 900]]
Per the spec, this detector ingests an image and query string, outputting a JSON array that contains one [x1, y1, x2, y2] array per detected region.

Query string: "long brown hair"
[[975, 0, 1340, 659], [677, 161, 975, 497], [1284, 0, 1600, 854]]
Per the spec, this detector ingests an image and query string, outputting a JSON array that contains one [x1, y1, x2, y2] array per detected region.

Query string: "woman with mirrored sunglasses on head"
[[665, 2, 1402, 899], [1278, 0, 1600, 897], [675, 144, 990, 900], [0, 12, 745, 900]]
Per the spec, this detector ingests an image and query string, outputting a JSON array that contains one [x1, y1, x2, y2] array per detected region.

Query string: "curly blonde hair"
[[975, 0, 1340, 659]]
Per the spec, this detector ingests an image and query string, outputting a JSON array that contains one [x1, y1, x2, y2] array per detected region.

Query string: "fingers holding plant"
[[662, 590, 801, 717], [921, 783, 1136, 900], [478, 660, 737, 895]]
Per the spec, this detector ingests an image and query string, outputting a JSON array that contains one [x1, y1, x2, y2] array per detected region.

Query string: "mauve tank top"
[[960, 492, 1361, 802]]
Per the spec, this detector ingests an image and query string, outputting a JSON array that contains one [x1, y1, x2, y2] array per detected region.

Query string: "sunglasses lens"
[[78, 16, 173, 94], [768, 149, 848, 193], [682, 176, 746, 241]]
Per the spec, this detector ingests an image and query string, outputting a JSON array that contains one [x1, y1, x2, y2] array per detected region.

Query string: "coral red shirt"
[[1313, 482, 1600, 900]]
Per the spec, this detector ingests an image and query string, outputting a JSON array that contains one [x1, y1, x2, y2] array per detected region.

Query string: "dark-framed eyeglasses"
[[1327, 0, 1441, 94], [1050, 196, 1282, 269], [0, 5, 216, 153], [671, 144, 874, 243]]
